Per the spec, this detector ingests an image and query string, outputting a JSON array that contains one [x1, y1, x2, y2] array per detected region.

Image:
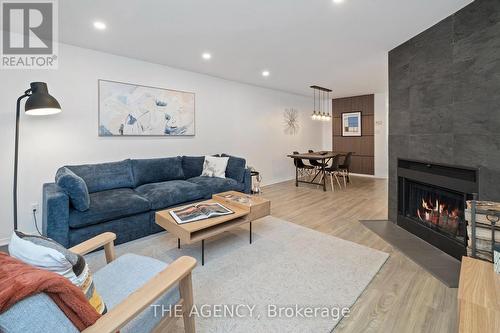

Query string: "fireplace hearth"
[[397, 159, 479, 260]]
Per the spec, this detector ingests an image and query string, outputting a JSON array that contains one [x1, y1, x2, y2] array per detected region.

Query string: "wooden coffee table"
[[155, 191, 271, 265]]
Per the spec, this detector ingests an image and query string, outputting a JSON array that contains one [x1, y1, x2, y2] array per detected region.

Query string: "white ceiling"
[[59, 0, 473, 97]]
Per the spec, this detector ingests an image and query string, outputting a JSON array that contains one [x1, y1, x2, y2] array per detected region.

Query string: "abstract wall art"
[[98, 79, 195, 136], [342, 111, 362, 137]]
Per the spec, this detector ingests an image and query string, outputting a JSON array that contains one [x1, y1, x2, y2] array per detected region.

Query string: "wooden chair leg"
[[179, 273, 196, 333], [343, 170, 347, 188], [330, 173, 334, 192], [335, 173, 342, 189]]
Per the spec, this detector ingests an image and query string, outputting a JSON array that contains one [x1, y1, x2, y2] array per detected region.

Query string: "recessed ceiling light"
[[202, 52, 212, 60], [262, 70, 270, 77], [93, 21, 107, 30], [333, 0, 344, 3]]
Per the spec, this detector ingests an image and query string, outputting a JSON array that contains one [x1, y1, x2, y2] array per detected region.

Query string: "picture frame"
[[342, 112, 362, 137], [98, 79, 195, 136]]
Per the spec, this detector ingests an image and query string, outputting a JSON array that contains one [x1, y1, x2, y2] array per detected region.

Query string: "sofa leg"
[[178, 238, 181, 249], [179, 273, 196, 333]]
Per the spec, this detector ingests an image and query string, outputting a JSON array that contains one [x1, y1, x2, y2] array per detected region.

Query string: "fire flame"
[[416, 197, 460, 231]]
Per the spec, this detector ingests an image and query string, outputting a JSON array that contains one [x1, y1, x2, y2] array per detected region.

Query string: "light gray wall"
[[0, 43, 324, 244], [388, 0, 500, 220]]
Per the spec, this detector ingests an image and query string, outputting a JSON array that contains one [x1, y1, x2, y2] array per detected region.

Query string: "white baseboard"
[[350, 173, 388, 179], [0, 237, 10, 246]]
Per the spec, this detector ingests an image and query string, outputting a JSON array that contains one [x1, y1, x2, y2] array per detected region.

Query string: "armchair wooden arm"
[[69, 232, 116, 263], [82, 256, 197, 333]]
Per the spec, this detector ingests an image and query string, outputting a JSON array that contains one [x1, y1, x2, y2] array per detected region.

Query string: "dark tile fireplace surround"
[[389, 1, 500, 260], [397, 159, 478, 260]]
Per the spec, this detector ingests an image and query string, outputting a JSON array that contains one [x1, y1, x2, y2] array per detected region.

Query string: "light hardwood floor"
[[261, 177, 458, 333]]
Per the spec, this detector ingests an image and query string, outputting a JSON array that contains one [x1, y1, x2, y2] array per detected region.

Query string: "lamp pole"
[[13, 91, 31, 230], [13, 82, 61, 231]]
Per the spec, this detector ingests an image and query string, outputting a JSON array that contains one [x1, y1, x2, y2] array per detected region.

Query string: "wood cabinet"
[[457, 257, 500, 332]]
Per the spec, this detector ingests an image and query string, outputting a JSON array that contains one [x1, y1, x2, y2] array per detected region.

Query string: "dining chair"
[[307, 150, 327, 169], [339, 152, 353, 186], [325, 155, 343, 192], [293, 151, 315, 180]]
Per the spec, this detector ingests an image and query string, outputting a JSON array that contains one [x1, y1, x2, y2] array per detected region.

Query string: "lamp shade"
[[25, 82, 61, 115]]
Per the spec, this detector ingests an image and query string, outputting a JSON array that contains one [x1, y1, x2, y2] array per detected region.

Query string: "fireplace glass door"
[[404, 181, 466, 243]]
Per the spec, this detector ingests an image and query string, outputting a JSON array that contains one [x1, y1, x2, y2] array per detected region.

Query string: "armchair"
[[0, 232, 197, 333]]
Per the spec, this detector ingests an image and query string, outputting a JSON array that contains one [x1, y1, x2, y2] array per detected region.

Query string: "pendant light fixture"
[[310, 85, 332, 121], [311, 88, 318, 120]]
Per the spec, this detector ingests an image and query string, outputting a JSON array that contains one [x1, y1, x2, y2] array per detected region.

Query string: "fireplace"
[[397, 159, 479, 260]]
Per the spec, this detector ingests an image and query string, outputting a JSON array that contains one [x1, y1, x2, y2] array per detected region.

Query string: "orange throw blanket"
[[0, 252, 101, 331]]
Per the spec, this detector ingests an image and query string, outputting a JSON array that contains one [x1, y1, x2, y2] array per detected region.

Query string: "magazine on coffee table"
[[169, 202, 234, 224]]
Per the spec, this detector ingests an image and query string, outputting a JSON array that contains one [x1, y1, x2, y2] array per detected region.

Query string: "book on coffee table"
[[169, 202, 234, 225]]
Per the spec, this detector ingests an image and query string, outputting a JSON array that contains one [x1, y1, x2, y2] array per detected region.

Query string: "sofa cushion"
[[182, 156, 205, 179], [131, 157, 184, 187], [221, 154, 247, 183], [66, 160, 134, 193], [187, 176, 244, 195], [55, 167, 90, 211], [93, 254, 180, 333], [135, 180, 206, 210], [69, 188, 150, 228], [0, 293, 79, 333], [68, 213, 151, 248]]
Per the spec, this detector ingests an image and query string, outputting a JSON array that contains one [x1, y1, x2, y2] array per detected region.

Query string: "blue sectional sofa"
[[42, 155, 251, 247]]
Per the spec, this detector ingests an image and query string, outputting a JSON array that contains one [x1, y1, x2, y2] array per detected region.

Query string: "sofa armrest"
[[43, 183, 70, 247], [69, 232, 116, 263], [82, 256, 197, 333], [242, 168, 252, 194]]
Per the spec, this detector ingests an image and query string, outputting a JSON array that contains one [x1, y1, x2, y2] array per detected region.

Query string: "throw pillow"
[[182, 156, 205, 179], [55, 167, 90, 212], [221, 154, 246, 183], [202, 156, 229, 178], [8, 231, 107, 315]]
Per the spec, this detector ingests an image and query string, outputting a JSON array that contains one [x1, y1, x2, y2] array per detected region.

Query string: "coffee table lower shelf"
[[176, 218, 253, 265]]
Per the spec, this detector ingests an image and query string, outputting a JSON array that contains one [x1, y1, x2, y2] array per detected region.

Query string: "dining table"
[[287, 151, 351, 191]]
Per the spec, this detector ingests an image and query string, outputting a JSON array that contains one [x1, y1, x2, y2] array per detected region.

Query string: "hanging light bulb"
[[311, 87, 317, 120], [326, 92, 331, 121]]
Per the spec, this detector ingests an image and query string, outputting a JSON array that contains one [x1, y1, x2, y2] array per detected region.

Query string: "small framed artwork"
[[98, 79, 195, 136], [342, 112, 362, 137]]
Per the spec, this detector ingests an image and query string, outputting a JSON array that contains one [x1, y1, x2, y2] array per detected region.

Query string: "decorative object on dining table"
[[283, 108, 300, 135], [465, 198, 500, 262], [342, 111, 362, 136], [98, 79, 195, 136], [310, 85, 332, 121]]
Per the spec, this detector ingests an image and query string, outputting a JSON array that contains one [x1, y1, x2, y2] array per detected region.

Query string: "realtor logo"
[[1, 0, 58, 69]]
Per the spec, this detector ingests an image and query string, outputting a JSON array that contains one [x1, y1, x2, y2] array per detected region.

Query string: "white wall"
[[374, 92, 388, 178], [0, 43, 323, 244]]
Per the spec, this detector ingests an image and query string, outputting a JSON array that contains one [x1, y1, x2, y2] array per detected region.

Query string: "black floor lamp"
[[14, 82, 61, 230]]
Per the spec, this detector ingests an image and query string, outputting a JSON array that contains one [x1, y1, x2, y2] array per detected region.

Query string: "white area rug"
[[86, 216, 388, 332]]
